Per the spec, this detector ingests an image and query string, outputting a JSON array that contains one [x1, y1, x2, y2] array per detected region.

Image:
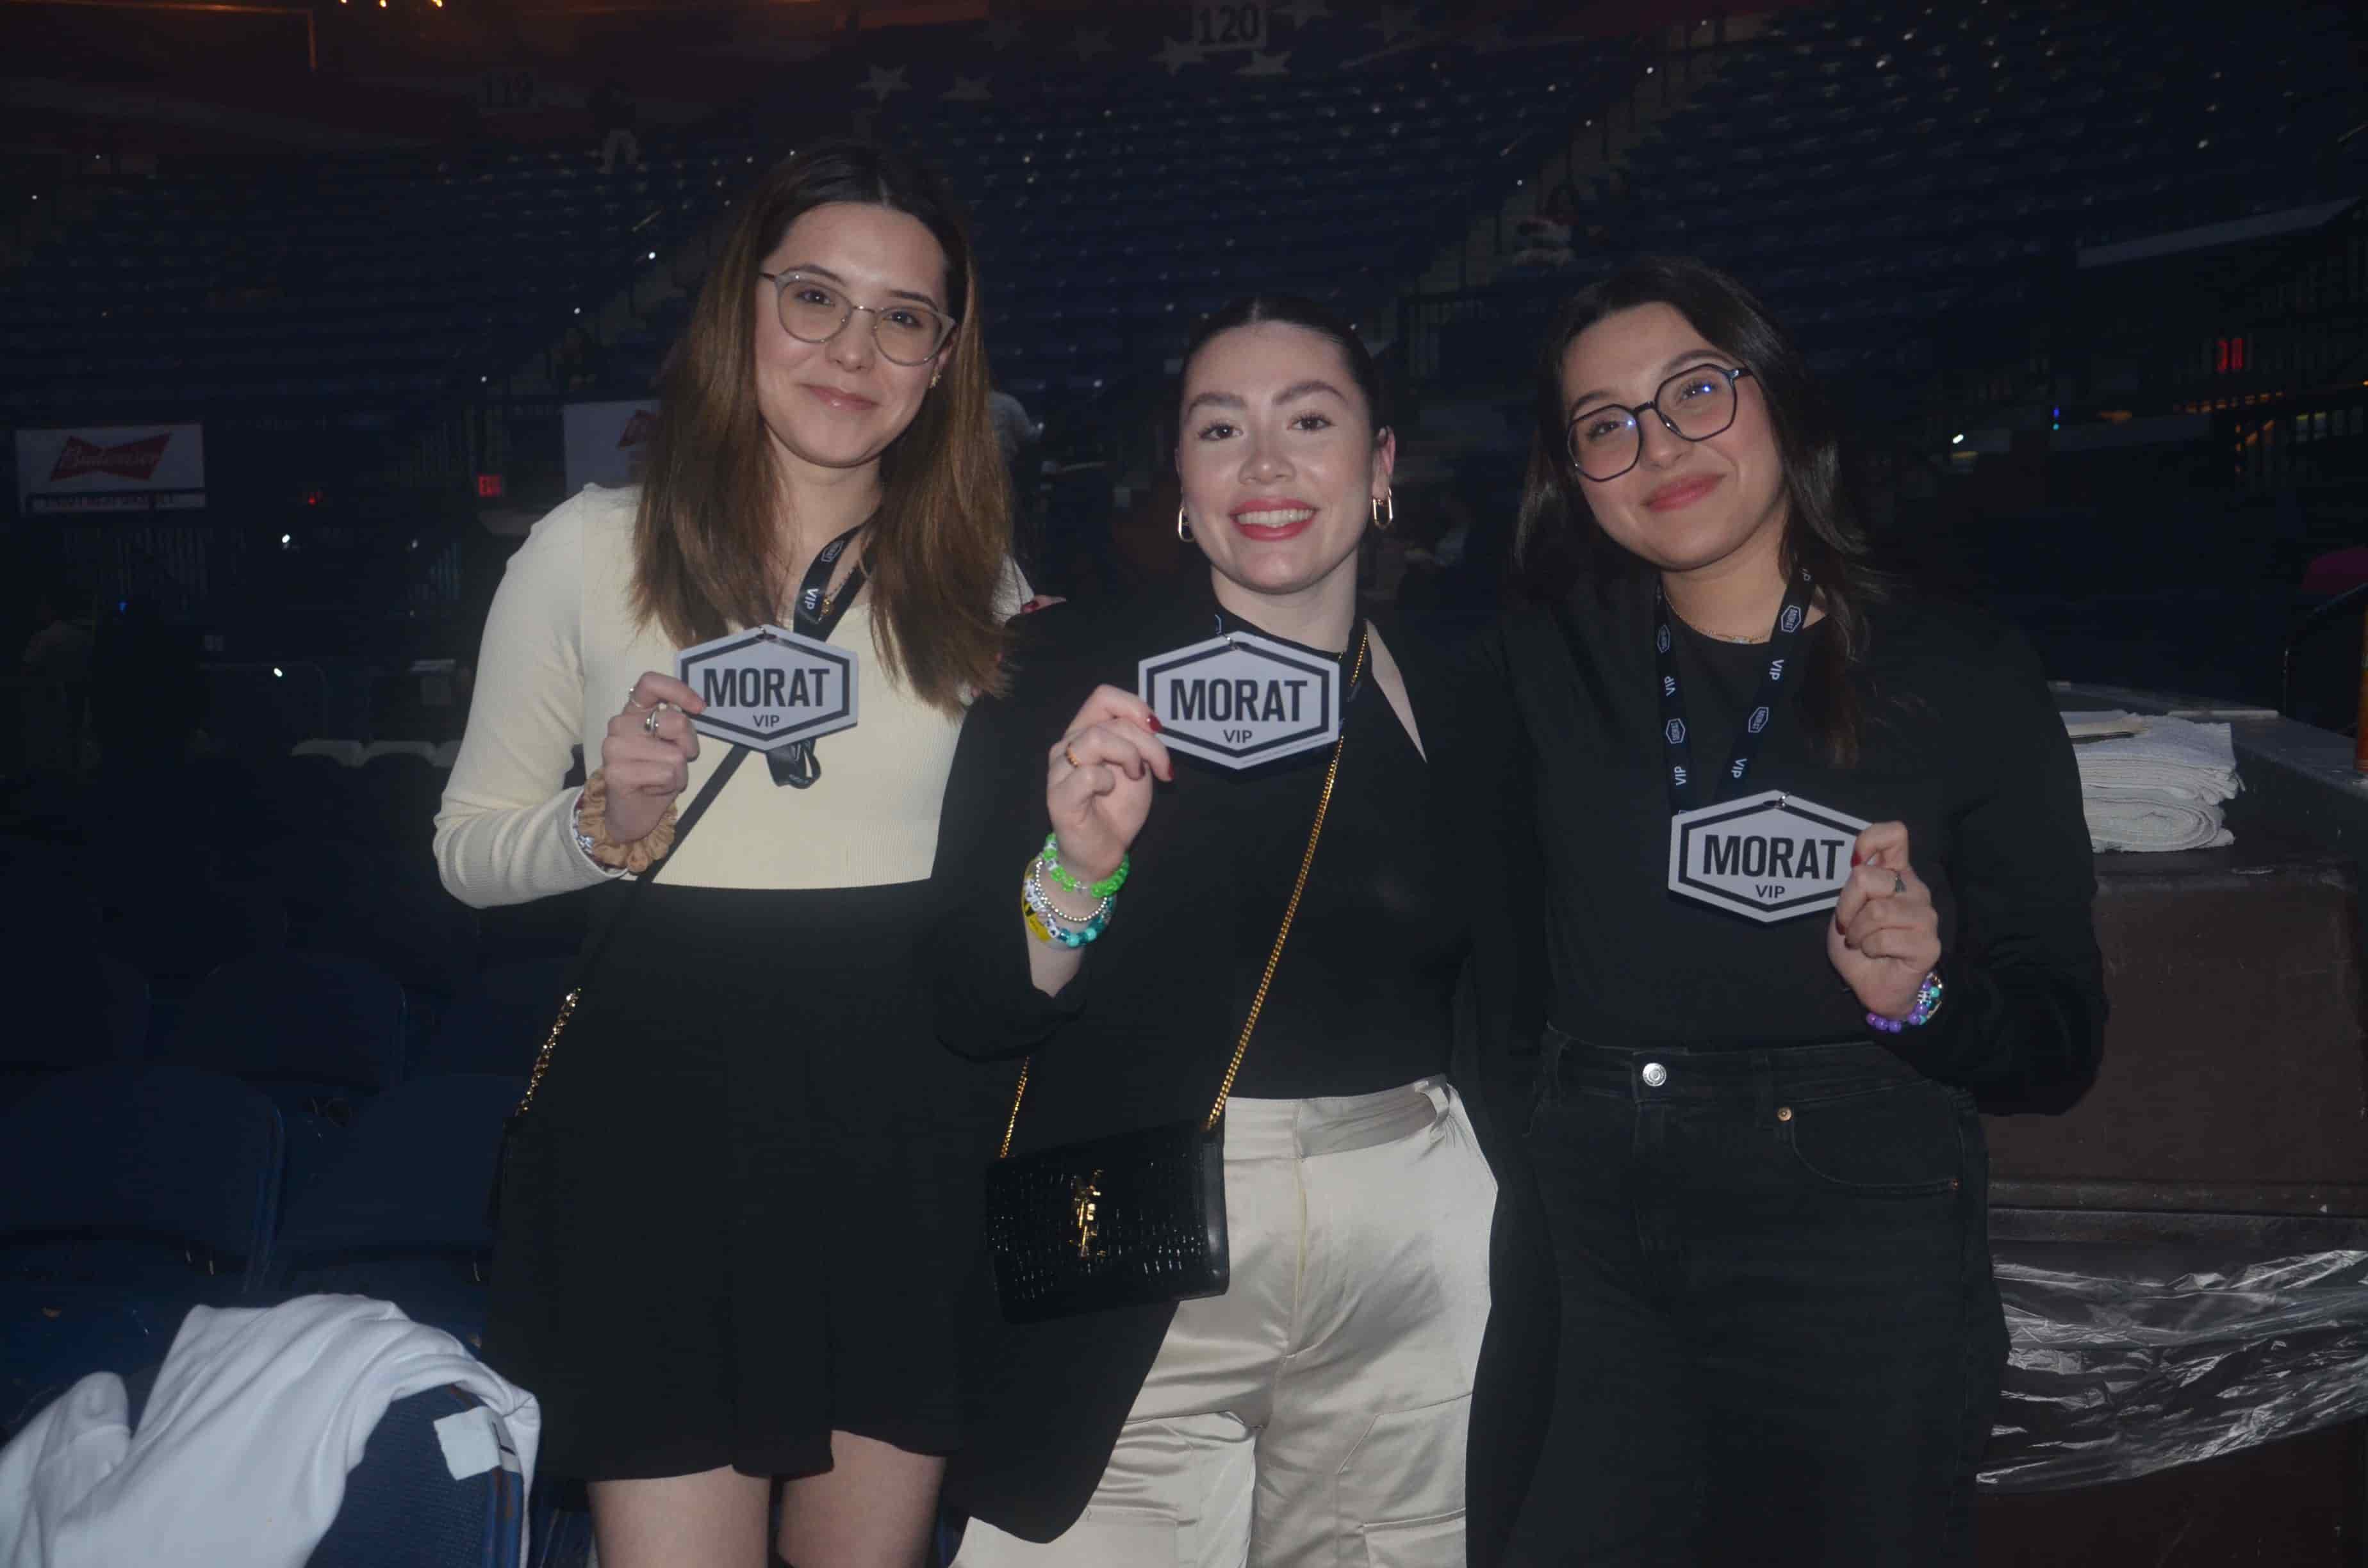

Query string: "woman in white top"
[[435, 140, 1021, 1568]]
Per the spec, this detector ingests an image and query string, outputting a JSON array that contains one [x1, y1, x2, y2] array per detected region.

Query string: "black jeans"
[[1503, 1030, 2006, 1568]]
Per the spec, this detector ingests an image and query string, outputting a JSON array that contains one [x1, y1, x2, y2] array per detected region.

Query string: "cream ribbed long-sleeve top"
[[434, 484, 1020, 907]]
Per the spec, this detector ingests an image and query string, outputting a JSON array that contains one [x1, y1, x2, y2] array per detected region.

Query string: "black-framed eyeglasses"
[[757, 270, 959, 366], [1566, 364, 1753, 482]]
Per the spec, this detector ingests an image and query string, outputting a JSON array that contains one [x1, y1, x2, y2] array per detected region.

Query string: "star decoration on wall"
[[942, 74, 992, 102], [860, 65, 909, 104], [1153, 35, 1209, 74], [1070, 28, 1114, 62], [1276, 0, 1332, 26], [979, 18, 1025, 49], [1239, 49, 1292, 76]]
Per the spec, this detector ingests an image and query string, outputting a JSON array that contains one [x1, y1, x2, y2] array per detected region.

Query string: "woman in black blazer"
[[929, 293, 1546, 1567]]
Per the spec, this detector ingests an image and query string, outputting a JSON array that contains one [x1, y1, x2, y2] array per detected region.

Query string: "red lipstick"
[[1229, 497, 1319, 542]]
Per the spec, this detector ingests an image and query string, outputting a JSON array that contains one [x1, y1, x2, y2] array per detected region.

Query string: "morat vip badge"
[[675, 625, 857, 753], [1666, 790, 1868, 924], [1140, 630, 1341, 770]]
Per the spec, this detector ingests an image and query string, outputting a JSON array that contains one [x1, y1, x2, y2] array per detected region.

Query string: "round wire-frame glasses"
[[757, 270, 958, 366], [1566, 364, 1753, 481]]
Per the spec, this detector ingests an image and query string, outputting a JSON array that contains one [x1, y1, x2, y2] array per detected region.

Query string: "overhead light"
[[279, 532, 292, 544], [1950, 432, 1965, 445]]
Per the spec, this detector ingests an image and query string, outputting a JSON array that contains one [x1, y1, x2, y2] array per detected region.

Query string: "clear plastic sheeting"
[[1981, 1242, 2368, 1492]]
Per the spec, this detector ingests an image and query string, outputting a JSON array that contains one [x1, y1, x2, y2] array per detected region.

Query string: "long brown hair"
[[630, 139, 1008, 710], [1513, 256, 1886, 765]]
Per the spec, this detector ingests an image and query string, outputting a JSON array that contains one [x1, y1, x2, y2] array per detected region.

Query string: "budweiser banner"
[[15, 424, 206, 516], [561, 400, 659, 497]]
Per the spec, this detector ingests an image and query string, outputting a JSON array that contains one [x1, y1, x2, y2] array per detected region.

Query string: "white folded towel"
[[2068, 715, 2241, 853], [2070, 715, 2241, 804], [2082, 788, 2235, 853]]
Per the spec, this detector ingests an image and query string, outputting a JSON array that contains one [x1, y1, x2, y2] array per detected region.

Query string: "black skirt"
[[486, 879, 1005, 1482]]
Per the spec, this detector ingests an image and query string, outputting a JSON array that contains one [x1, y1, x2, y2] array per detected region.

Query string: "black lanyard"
[[1654, 570, 1814, 814], [767, 523, 867, 789]]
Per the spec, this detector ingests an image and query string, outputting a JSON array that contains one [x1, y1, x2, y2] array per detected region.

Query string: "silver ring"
[[1893, 871, 1906, 895], [625, 688, 651, 711], [643, 708, 662, 737]]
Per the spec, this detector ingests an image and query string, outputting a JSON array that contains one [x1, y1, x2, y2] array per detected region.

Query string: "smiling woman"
[[1467, 257, 2107, 1567], [434, 140, 1026, 1568], [926, 297, 1533, 1567]]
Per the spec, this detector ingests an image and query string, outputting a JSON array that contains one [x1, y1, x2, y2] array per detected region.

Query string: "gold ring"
[[1064, 746, 1081, 769]]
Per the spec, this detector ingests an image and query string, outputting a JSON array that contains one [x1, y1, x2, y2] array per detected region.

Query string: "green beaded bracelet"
[[1041, 832, 1130, 899]]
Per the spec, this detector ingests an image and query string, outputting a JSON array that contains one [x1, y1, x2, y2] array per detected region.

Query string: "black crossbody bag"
[[980, 635, 1364, 1324]]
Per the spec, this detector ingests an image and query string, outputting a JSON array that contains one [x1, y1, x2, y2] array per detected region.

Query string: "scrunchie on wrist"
[[577, 769, 679, 876]]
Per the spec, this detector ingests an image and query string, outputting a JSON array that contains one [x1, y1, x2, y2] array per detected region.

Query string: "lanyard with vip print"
[[766, 523, 867, 788], [1653, 569, 1815, 814]]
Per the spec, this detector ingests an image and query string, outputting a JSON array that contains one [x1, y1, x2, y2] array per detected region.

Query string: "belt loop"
[[1752, 1049, 1776, 1130]]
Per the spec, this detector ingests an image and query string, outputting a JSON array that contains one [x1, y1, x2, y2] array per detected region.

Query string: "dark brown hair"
[[630, 139, 1008, 711], [1514, 256, 1884, 764], [1174, 293, 1390, 441]]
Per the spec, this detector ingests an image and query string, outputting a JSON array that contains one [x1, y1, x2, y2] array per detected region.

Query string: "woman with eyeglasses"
[[926, 295, 1539, 1566], [1472, 257, 2105, 1567], [436, 140, 1024, 1568]]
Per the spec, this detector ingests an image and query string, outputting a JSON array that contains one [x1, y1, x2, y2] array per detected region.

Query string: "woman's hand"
[[1046, 684, 1171, 885], [1829, 821, 1943, 1021], [600, 673, 706, 844]]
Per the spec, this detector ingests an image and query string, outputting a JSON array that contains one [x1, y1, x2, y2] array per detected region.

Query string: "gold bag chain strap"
[[513, 743, 753, 1119], [999, 630, 1369, 1159]]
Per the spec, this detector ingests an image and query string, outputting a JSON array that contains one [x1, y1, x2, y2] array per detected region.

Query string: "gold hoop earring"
[[1370, 491, 1395, 532], [1176, 503, 1193, 544]]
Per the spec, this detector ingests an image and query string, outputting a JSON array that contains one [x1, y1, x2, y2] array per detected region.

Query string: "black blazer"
[[926, 582, 1554, 1554]]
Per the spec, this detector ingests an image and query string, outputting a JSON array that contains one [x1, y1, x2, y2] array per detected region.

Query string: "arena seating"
[[0, 1064, 284, 1428], [0, 135, 757, 422], [1414, 0, 2365, 391], [902, 37, 1636, 402]]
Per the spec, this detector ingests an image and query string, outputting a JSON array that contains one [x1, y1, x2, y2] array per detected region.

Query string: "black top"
[[932, 579, 1460, 1108], [926, 579, 1529, 1542], [1486, 572, 2105, 1111]]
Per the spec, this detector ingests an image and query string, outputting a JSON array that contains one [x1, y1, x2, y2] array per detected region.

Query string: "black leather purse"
[[982, 637, 1363, 1324]]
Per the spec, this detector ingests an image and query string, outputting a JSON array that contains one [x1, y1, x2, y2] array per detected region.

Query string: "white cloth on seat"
[[0, 1294, 539, 1568]]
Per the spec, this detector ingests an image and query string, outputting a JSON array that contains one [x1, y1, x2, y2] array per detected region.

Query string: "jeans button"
[[1641, 1061, 1668, 1088]]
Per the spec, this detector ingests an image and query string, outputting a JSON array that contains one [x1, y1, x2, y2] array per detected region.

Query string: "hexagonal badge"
[[675, 625, 857, 753], [1139, 631, 1340, 770], [1666, 790, 1869, 923]]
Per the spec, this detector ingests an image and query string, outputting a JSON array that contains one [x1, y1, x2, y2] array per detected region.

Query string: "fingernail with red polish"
[[1850, 850, 1863, 868], [1146, 715, 1163, 733]]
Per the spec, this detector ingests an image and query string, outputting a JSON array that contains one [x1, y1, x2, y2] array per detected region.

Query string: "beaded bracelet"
[[1868, 970, 1946, 1034], [1023, 860, 1114, 948], [1040, 833, 1130, 899]]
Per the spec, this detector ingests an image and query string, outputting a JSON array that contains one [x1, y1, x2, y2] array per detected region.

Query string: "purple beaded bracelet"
[[1868, 970, 1945, 1034]]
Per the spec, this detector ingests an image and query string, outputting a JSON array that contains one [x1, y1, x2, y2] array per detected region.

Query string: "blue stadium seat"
[[415, 960, 572, 1081], [0, 1065, 283, 1434], [270, 1074, 523, 1342]]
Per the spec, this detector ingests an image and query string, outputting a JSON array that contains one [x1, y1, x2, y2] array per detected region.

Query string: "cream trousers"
[[954, 1077, 1497, 1568]]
